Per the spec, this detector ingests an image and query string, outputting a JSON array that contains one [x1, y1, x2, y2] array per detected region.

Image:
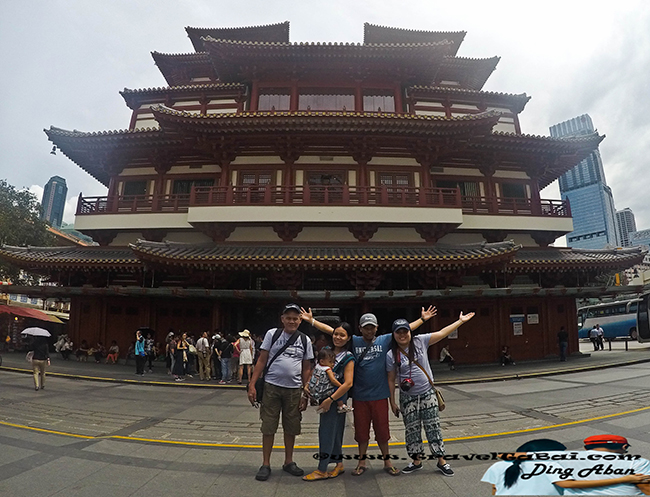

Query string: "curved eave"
[[408, 86, 530, 114], [130, 241, 520, 270], [0, 246, 141, 271], [44, 127, 179, 187], [472, 132, 604, 188], [363, 23, 466, 56], [151, 52, 215, 86], [151, 106, 502, 137], [185, 22, 290, 51], [436, 56, 500, 91], [120, 83, 246, 110], [509, 248, 647, 272]]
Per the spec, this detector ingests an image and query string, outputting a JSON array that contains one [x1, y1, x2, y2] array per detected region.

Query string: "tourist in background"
[[106, 341, 119, 364], [439, 345, 455, 370], [145, 332, 155, 373], [30, 336, 50, 391], [236, 329, 255, 384], [557, 326, 569, 362], [196, 331, 211, 381], [134, 330, 146, 376], [219, 335, 233, 384]]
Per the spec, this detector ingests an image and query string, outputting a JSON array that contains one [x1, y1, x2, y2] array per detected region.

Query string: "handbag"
[[26, 351, 34, 363], [398, 346, 446, 412], [188, 344, 197, 355], [255, 329, 304, 404]]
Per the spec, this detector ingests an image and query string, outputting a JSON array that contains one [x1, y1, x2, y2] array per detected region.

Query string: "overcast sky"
[[1, 0, 649, 230]]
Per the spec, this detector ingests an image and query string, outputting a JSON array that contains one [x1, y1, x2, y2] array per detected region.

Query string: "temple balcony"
[[74, 185, 573, 237]]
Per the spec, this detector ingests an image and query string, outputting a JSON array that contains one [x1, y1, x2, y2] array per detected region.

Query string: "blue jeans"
[[559, 342, 568, 361], [221, 358, 230, 381]]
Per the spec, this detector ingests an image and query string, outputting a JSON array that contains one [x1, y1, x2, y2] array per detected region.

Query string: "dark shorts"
[[260, 382, 303, 436], [352, 398, 390, 444]]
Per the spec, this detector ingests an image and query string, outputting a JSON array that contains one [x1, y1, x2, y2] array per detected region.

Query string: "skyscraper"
[[40, 175, 67, 228], [550, 114, 619, 249], [616, 208, 637, 247]]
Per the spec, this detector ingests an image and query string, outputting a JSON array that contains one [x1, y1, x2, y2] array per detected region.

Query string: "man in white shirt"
[[196, 331, 211, 381]]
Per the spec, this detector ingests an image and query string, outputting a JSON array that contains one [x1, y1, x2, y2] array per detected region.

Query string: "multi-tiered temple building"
[[2, 23, 644, 363]]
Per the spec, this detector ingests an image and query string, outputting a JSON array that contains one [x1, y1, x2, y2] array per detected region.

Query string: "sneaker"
[[282, 462, 304, 476], [337, 404, 354, 413], [437, 462, 454, 477], [255, 465, 271, 481], [402, 462, 423, 474], [219, 380, 226, 384]]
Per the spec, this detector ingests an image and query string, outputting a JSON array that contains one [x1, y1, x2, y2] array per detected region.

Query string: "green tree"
[[0, 179, 55, 284]]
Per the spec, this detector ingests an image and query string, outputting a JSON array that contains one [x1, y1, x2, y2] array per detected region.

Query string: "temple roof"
[[435, 56, 500, 91], [131, 240, 519, 269], [408, 86, 530, 114], [44, 126, 181, 187], [185, 22, 290, 51], [363, 24, 466, 56], [202, 37, 455, 84], [150, 105, 502, 137], [2, 242, 644, 275], [120, 83, 246, 110], [466, 132, 605, 188], [151, 52, 215, 87], [511, 247, 647, 272], [0, 246, 139, 270]]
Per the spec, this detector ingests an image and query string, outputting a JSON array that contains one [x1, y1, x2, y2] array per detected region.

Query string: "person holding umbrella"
[[23, 327, 51, 391]]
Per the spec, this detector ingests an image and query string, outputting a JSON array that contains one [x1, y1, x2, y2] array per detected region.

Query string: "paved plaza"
[[1, 341, 650, 496]]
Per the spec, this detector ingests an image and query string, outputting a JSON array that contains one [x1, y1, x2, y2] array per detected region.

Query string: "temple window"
[[363, 90, 395, 112], [378, 173, 412, 187], [500, 182, 527, 199], [258, 88, 291, 111], [307, 173, 345, 185], [172, 179, 215, 195], [122, 180, 148, 196], [436, 179, 481, 197], [240, 172, 273, 185], [298, 89, 355, 111]]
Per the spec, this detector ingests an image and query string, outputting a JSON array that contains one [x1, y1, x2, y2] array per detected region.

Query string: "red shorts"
[[352, 398, 390, 444]]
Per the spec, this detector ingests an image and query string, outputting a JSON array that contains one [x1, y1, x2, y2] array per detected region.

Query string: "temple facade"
[[1, 22, 644, 364]]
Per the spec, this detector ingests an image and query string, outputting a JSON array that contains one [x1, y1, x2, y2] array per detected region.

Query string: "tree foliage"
[[0, 179, 55, 283]]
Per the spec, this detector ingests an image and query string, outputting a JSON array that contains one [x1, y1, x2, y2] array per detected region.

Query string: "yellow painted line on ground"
[[2, 404, 650, 450]]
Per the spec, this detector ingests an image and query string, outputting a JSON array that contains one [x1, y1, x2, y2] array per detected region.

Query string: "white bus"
[[578, 299, 639, 340]]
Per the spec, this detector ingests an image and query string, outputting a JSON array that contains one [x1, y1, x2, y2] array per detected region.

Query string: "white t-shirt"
[[385, 333, 435, 396], [481, 459, 564, 495], [556, 450, 650, 495], [261, 328, 313, 389]]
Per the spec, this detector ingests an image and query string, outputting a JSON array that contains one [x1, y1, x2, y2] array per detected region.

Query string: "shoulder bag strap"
[[398, 346, 435, 389], [264, 329, 301, 375]]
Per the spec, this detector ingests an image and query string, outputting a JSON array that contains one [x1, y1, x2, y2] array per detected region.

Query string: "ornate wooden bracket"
[[347, 270, 383, 291], [275, 136, 303, 165], [482, 230, 509, 243], [531, 231, 562, 248], [272, 223, 303, 242], [267, 270, 303, 290], [195, 223, 235, 242], [141, 229, 167, 242], [348, 223, 379, 242], [415, 224, 456, 243], [83, 230, 117, 247], [349, 137, 376, 165]]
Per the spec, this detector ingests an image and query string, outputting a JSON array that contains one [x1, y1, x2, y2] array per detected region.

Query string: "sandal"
[[302, 470, 329, 481], [328, 466, 345, 478], [352, 465, 367, 476], [384, 466, 401, 476]]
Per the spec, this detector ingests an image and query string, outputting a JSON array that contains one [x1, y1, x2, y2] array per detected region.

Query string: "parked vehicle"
[[578, 299, 639, 340]]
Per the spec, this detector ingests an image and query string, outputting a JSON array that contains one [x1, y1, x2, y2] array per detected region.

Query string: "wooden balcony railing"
[[76, 186, 571, 218]]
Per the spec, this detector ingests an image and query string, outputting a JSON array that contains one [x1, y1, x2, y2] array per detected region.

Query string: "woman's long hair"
[[503, 439, 567, 488]]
